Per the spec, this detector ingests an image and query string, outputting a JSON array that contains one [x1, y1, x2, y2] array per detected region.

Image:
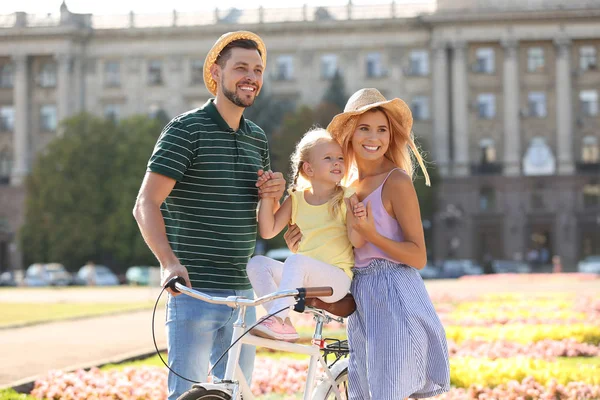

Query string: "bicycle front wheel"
[[312, 358, 349, 400], [177, 387, 232, 400]]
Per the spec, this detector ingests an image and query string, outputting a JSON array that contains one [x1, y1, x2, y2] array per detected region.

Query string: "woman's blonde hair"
[[336, 107, 430, 186], [289, 128, 346, 218]]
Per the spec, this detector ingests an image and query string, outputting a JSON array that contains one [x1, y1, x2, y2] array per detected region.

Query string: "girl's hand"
[[352, 201, 377, 241], [256, 169, 272, 186], [353, 201, 366, 219], [256, 170, 286, 199]]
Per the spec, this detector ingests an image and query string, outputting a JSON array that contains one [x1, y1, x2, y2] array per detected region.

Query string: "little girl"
[[328, 88, 451, 399], [247, 128, 365, 342]]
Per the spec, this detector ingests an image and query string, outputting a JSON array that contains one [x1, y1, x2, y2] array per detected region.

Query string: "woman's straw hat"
[[203, 31, 267, 96], [327, 88, 413, 142]]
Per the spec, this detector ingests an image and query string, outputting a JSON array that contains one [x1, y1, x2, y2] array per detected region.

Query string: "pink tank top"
[[354, 168, 405, 268]]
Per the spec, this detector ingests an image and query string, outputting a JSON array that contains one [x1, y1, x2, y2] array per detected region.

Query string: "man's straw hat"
[[203, 31, 267, 96], [327, 88, 413, 142]]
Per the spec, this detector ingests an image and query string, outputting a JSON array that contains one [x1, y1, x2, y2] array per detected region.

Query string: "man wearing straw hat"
[[133, 31, 286, 399]]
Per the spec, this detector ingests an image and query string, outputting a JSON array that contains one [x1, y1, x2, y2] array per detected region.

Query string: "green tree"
[[20, 113, 161, 272], [321, 70, 347, 110], [244, 85, 295, 140], [411, 138, 439, 258]]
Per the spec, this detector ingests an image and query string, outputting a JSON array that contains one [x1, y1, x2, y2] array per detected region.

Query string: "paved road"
[[0, 304, 166, 387]]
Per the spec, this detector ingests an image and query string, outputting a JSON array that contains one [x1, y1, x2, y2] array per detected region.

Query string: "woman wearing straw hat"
[[302, 88, 450, 398], [134, 31, 287, 400]]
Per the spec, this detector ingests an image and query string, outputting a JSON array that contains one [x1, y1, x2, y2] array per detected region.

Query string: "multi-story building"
[[0, 0, 598, 272]]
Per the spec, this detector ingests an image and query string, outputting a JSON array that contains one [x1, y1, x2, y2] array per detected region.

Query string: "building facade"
[[0, 0, 598, 272]]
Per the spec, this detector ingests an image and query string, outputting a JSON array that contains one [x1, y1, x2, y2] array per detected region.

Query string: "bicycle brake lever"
[[166, 276, 187, 293]]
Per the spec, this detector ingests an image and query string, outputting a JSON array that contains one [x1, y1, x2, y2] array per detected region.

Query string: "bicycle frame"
[[174, 282, 345, 400]]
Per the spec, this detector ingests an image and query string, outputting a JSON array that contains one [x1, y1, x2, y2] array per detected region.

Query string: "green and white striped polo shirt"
[[147, 99, 271, 290]]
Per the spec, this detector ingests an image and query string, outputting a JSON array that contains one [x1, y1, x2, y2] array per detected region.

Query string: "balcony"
[[470, 162, 503, 175], [576, 162, 600, 174]]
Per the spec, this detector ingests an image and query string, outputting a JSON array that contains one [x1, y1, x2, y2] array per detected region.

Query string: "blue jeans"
[[166, 288, 256, 400]]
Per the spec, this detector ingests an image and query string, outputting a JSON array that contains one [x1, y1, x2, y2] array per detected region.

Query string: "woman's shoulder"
[[385, 168, 414, 191]]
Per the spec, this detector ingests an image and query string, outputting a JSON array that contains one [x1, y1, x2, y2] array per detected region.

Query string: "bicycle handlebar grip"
[[166, 276, 186, 293], [303, 286, 334, 298]]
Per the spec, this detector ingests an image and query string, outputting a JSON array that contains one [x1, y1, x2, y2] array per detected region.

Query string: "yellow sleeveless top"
[[289, 187, 355, 278]]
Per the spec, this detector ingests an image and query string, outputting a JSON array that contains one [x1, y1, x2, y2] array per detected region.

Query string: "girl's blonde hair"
[[336, 107, 430, 186], [289, 128, 346, 219]]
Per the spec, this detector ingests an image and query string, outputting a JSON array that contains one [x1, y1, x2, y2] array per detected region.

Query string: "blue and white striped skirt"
[[347, 258, 450, 399]]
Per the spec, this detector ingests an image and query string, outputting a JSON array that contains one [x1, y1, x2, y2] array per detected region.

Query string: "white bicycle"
[[167, 278, 352, 400]]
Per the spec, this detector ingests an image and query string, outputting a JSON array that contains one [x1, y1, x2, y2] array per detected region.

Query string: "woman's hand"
[[284, 223, 302, 253]]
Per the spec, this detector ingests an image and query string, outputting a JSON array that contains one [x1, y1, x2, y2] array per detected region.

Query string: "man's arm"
[[133, 172, 191, 294]]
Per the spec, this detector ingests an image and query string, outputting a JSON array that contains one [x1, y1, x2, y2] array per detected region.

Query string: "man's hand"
[[256, 169, 286, 200], [284, 223, 302, 253], [161, 263, 192, 296]]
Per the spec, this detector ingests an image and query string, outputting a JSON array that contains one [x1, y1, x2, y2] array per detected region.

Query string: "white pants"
[[247, 254, 352, 320]]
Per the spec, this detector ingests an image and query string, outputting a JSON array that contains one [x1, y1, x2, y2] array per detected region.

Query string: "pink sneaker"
[[251, 317, 300, 342]]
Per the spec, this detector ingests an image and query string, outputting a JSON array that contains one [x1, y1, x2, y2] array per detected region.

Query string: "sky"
[[0, 0, 432, 15]]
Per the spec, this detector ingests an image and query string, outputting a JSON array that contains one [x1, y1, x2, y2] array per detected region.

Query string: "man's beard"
[[221, 78, 256, 108]]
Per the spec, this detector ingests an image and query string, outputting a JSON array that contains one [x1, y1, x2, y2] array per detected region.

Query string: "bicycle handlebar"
[[166, 276, 333, 308]]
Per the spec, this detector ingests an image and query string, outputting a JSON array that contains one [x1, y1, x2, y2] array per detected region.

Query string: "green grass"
[[0, 302, 162, 328], [0, 389, 42, 400], [101, 353, 169, 370]]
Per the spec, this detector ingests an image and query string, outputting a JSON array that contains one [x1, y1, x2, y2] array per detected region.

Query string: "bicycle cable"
[[151, 281, 296, 383]]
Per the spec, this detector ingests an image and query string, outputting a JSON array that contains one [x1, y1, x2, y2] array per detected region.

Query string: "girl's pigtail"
[[328, 183, 346, 219]]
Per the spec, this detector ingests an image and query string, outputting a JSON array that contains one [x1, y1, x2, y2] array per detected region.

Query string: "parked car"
[[577, 255, 600, 274], [24, 263, 73, 286], [491, 260, 532, 274], [76, 264, 119, 286], [265, 247, 294, 262], [0, 271, 17, 287], [439, 259, 483, 279], [418, 263, 441, 280], [126, 266, 161, 286]]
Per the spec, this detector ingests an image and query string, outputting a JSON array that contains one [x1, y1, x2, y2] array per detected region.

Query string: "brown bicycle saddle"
[[304, 293, 356, 317]]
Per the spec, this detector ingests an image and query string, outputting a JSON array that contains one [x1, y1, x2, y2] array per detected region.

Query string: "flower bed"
[[28, 291, 600, 399]]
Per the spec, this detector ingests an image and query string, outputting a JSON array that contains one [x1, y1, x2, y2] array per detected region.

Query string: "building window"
[[475, 47, 495, 74], [148, 60, 163, 85], [408, 50, 429, 75], [191, 59, 204, 85], [479, 187, 496, 211], [479, 138, 497, 164], [366, 52, 384, 78], [527, 47, 545, 73], [580, 90, 599, 117], [104, 104, 120, 122], [580, 46, 597, 71], [583, 183, 600, 208], [582, 136, 599, 164], [273, 55, 294, 81], [0, 149, 11, 182], [477, 93, 496, 119], [0, 63, 13, 88], [528, 92, 547, 118], [411, 96, 429, 120], [104, 61, 120, 87], [38, 62, 57, 87], [40, 105, 57, 131], [321, 54, 338, 79], [0, 106, 14, 132]]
